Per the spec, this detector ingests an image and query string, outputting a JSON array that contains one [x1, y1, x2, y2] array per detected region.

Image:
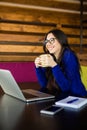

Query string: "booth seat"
[[1, 62, 86, 90], [81, 66, 87, 90], [0, 62, 38, 83]]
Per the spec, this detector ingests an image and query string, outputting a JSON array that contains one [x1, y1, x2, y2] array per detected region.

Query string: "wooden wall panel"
[[0, 0, 87, 61], [0, 45, 43, 53], [0, 23, 56, 33], [0, 55, 37, 61], [0, 34, 44, 42]]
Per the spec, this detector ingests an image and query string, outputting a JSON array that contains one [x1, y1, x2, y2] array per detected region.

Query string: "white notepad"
[[55, 96, 87, 109]]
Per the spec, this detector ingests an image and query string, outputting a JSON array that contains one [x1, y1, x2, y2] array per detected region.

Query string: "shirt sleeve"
[[35, 67, 48, 88], [52, 51, 80, 92]]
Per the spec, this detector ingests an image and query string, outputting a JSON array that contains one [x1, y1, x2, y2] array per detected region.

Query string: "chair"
[[81, 66, 87, 90]]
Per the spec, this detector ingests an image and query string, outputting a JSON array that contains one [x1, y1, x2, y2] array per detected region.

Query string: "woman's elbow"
[[59, 81, 71, 92]]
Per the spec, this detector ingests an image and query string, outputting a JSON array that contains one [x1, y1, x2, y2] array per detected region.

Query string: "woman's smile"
[[46, 33, 62, 58]]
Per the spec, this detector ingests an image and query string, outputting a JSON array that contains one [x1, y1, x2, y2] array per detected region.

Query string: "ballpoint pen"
[[67, 98, 79, 103]]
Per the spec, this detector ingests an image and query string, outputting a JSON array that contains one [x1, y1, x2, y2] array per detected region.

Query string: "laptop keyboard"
[[23, 91, 38, 99]]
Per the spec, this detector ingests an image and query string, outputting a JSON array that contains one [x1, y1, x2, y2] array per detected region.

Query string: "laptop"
[[0, 69, 55, 103]]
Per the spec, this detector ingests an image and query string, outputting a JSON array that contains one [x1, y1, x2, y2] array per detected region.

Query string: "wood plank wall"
[[0, 0, 87, 62]]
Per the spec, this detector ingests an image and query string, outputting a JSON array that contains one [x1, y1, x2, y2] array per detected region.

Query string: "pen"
[[67, 98, 79, 103]]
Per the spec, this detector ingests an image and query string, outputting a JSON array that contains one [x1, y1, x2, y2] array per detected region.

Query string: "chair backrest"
[[77, 53, 87, 90], [81, 66, 87, 90]]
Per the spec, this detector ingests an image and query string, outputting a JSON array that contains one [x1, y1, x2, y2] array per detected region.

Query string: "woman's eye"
[[50, 38, 54, 43]]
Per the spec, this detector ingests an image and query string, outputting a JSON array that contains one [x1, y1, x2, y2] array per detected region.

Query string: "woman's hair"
[[43, 29, 72, 64], [43, 29, 80, 93], [43, 29, 70, 54]]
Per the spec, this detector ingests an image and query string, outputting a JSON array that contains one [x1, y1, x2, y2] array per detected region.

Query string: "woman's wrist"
[[51, 62, 57, 68]]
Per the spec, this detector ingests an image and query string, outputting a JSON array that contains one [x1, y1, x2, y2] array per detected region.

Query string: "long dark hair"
[[43, 29, 80, 92], [43, 29, 70, 63]]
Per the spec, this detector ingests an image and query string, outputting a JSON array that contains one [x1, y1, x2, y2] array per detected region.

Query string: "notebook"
[[55, 96, 87, 109], [0, 69, 55, 103]]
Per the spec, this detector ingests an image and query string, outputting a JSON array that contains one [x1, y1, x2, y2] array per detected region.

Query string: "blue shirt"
[[35, 49, 87, 97]]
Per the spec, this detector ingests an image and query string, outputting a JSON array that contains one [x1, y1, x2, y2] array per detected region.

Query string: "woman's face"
[[45, 33, 62, 58]]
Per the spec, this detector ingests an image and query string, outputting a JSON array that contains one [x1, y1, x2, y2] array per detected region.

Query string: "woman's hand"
[[34, 57, 41, 68], [35, 54, 57, 68]]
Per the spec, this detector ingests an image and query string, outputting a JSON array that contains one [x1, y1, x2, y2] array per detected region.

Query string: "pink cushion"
[[0, 62, 37, 82]]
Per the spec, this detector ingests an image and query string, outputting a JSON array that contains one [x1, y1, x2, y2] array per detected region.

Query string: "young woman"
[[34, 29, 87, 97]]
